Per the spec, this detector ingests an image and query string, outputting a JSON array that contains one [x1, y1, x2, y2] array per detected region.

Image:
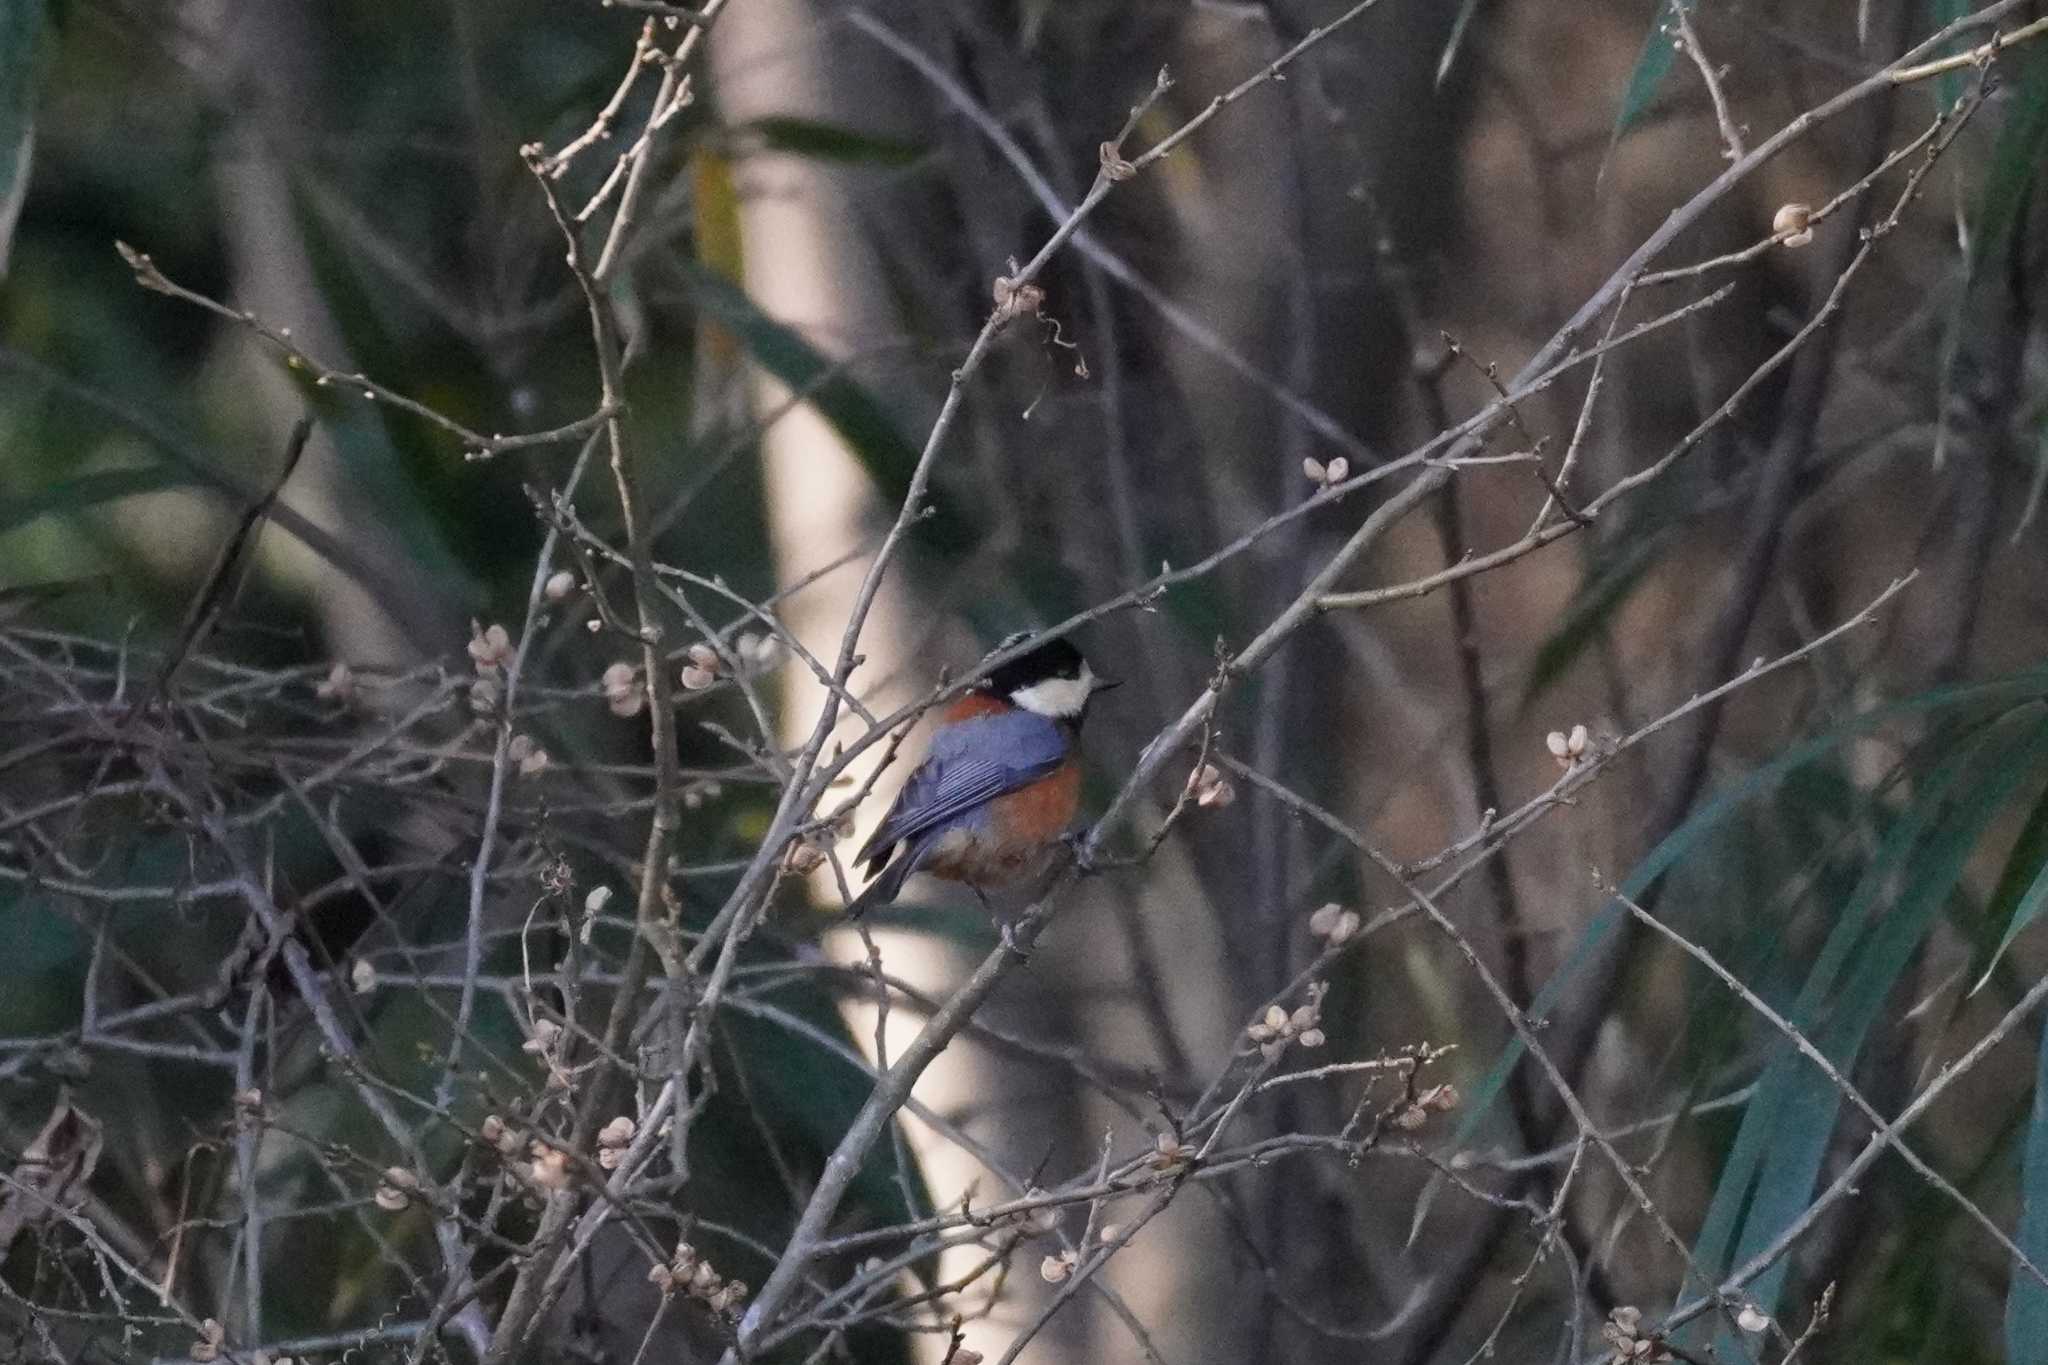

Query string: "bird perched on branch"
[[848, 632, 1118, 919]]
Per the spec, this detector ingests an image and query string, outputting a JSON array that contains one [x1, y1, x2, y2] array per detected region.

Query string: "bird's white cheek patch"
[[1011, 673, 1092, 718]]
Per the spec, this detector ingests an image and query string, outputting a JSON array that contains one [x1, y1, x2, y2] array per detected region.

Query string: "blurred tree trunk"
[[707, 7, 1067, 1363], [193, 0, 458, 664], [1133, 5, 1469, 1359]]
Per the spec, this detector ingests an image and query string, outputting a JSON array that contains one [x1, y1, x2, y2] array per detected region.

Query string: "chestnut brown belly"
[[920, 765, 1080, 889], [918, 835, 1058, 889]]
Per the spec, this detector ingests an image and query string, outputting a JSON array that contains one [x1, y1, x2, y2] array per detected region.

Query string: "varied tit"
[[848, 633, 1119, 917]]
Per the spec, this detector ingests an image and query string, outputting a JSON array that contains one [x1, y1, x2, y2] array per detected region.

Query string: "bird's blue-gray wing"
[[855, 711, 1069, 868]]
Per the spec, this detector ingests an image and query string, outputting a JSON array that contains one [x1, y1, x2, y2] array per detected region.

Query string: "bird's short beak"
[[1092, 672, 1123, 693]]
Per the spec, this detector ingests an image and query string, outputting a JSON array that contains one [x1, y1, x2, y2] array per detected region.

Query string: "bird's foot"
[[999, 921, 1032, 961], [1061, 829, 1094, 873]]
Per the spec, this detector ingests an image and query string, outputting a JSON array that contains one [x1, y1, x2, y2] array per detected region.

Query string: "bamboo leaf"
[[721, 980, 939, 1292], [691, 149, 744, 290], [1972, 41, 2048, 266], [1519, 532, 1664, 710], [0, 0, 45, 277], [1688, 725, 1999, 1295], [1431, 672, 2048, 1238], [0, 465, 196, 536], [1435, 0, 1486, 88], [1701, 715, 2048, 1345], [682, 264, 918, 487], [736, 116, 926, 167], [1936, 37, 2048, 465], [1931, 0, 1972, 116], [0, 348, 422, 615], [1601, 0, 1689, 181], [2010, 1016, 2048, 1363], [683, 263, 975, 553], [1969, 773, 2048, 994]]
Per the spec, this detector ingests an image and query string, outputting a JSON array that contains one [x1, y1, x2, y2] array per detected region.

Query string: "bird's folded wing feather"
[[855, 712, 1069, 867]]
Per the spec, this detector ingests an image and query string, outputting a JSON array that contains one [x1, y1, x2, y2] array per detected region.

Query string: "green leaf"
[[0, 347, 425, 617], [715, 977, 939, 1290], [1687, 727, 1998, 1295], [1973, 41, 2048, 266], [1602, 0, 1688, 180], [682, 263, 975, 553], [0, 0, 44, 277], [1700, 714, 2048, 1345], [736, 116, 926, 167], [853, 900, 999, 955], [1519, 531, 1664, 709], [1662, 761, 1883, 1095], [1841, 1080, 2029, 1360], [1936, 37, 2048, 465], [0, 464, 196, 537], [0, 576, 109, 621], [1930, 0, 1973, 116], [1430, 672, 2048, 1239], [285, 177, 490, 606], [0, 888, 83, 978], [2010, 1016, 2048, 1363], [1969, 773, 2048, 994]]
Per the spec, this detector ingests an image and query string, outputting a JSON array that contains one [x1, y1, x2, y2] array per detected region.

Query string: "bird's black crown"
[[974, 632, 1118, 720], [978, 632, 1087, 696]]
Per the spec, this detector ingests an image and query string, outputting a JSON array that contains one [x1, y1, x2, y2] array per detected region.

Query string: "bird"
[[847, 631, 1118, 919]]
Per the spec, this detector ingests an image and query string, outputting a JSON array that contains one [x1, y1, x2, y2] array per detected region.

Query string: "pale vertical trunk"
[[707, 0, 925, 825], [707, 10, 1003, 1362]]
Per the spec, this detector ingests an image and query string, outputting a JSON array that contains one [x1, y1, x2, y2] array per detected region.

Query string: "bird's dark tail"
[[847, 854, 917, 918]]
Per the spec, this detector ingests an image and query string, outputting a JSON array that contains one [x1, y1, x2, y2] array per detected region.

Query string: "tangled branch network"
[[5, 3, 2047, 1363]]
